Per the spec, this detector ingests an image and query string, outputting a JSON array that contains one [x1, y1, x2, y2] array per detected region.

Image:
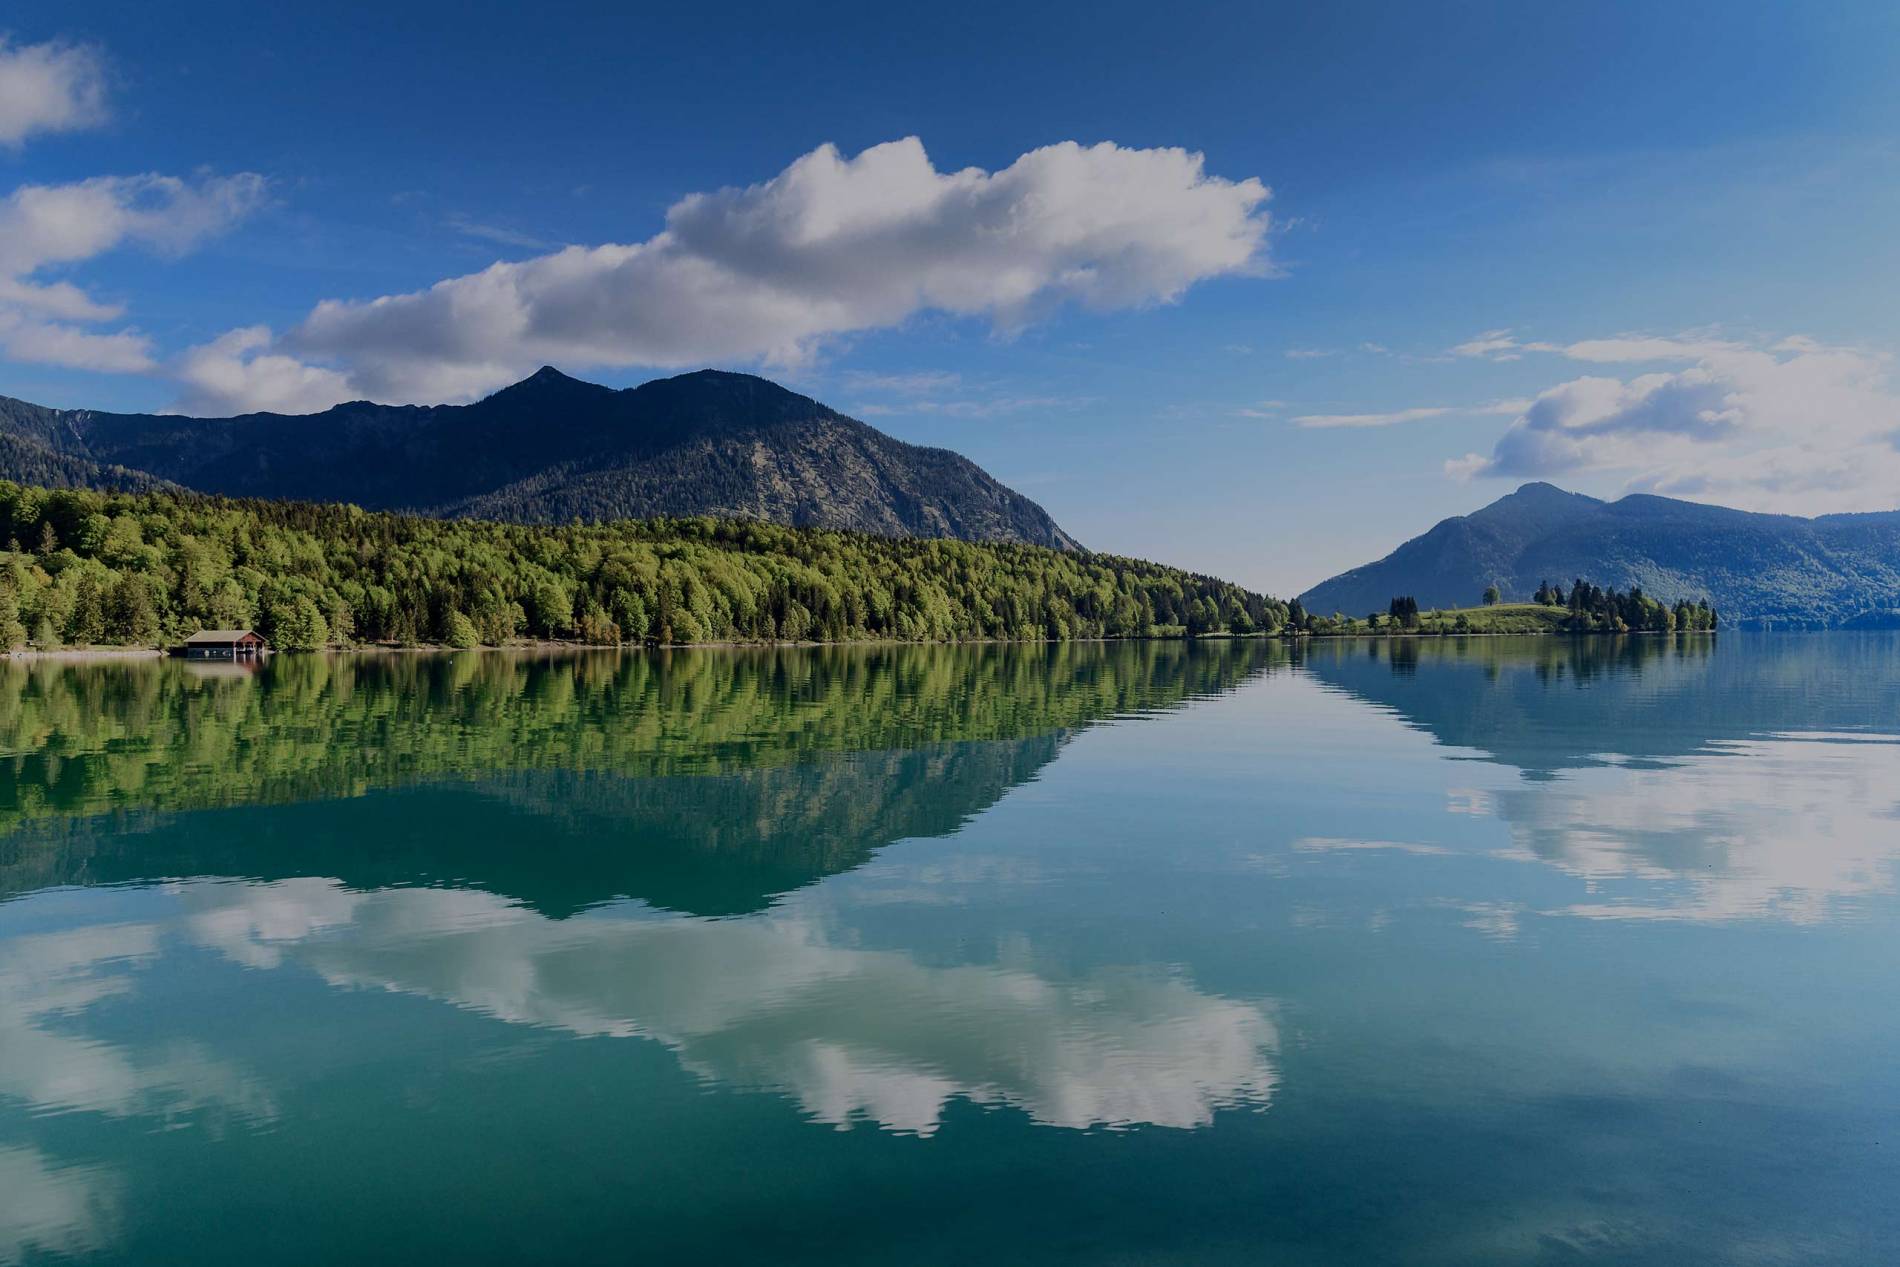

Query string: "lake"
[[2, 635, 1897, 1264]]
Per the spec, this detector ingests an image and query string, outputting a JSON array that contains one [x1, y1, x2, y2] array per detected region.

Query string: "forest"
[[0, 481, 1284, 650]]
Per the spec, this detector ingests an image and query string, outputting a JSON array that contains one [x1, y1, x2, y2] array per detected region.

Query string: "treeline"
[[0, 481, 1286, 650], [1534, 578, 1718, 632], [1283, 578, 1718, 638]]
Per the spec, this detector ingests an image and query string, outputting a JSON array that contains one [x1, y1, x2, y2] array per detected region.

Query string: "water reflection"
[[1300, 633, 1900, 775], [0, 641, 1275, 915], [0, 878, 1278, 1137], [0, 1145, 117, 1263], [1, 636, 1898, 1262], [1481, 733, 1900, 922], [0, 922, 273, 1121], [0, 642, 1287, 1261], [225, 879, 1275, 1132], [1301, 634, 1900, 923]]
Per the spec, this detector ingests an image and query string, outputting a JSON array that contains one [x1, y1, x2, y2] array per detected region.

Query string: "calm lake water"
[[2, 635, 1897, 1264]]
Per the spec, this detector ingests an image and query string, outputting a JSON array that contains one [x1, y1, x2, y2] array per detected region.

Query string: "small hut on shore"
[[179, 629, 267, 659]]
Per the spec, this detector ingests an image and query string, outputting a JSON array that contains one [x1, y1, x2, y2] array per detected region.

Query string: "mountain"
[[1299, 482, 1900, 628], [0, 368, 1080, 549]]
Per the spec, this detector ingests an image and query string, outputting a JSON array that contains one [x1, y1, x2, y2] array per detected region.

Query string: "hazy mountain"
[[1299, 482, 1900, 628], [0, 368, 1080, 549]]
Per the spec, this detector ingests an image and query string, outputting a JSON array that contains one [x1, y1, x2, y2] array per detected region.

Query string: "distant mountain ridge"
[[0, 368, 1080, 550], [1299, 482, 1900, 628]]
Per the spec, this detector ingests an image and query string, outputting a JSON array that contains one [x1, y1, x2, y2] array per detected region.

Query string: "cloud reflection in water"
[[2, 879, 1278, 1139]]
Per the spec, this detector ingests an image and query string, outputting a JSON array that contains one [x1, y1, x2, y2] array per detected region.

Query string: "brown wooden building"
[[180, 629, 267, 659]]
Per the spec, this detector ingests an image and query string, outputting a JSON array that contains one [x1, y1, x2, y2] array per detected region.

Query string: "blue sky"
[[2, 1, 1899, 595]]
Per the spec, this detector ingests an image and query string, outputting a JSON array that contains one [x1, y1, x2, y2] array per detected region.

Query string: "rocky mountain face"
[[0, 368, 1080, 550]]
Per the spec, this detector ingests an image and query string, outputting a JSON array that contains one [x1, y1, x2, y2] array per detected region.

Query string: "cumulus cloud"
[[0, 37, 107, 148], [0, 172, 268, 373], [174, 326, 355, 415], [178, 137, 1272, 413], [1445, 333, 1900, 513]]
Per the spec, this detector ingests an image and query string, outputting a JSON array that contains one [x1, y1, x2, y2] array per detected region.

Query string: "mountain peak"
[[1504, 481, 1600, 505], [479, 365, 613, 407], [0, 367, 1079, 551], [1461, 482, 1604, 529]]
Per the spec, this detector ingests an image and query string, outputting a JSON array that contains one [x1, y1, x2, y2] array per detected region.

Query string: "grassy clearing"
[[1411, 603, 1569, 634]]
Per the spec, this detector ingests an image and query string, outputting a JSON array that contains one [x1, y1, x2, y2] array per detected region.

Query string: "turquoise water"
[[1, 636, 1897, 1263]]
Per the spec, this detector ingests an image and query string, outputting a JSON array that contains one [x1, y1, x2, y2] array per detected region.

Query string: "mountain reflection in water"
[[1299, 633, 1900, 923], [0, 641, 1273, 915], [4, 636, 1899, 1265]]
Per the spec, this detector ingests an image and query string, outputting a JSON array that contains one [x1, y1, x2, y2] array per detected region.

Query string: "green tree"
[[443, 609, 480, 648], [268, 596, 330, 652], [66, 572, 107, 645], [108, 574, 161, 645]]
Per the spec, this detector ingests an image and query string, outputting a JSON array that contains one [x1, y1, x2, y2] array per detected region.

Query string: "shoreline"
[[0, 627, 1728, 664]]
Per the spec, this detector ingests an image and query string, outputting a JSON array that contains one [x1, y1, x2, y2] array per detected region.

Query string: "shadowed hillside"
[[0, 368, 1080, 549], [1300, 483, 1900, 628]]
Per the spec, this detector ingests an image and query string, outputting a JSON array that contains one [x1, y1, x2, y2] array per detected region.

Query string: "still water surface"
[[1, 636, 1897, 1263]]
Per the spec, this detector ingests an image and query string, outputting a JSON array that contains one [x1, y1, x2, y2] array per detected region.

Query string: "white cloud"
[[852, 393, 1089, 419], [1283, 346, 1335, 360], [838, 369, 963, 395], [1231, 398, 1287, 420], [0, 311, 153, 372], [0, 173, 270, 277], [443, 213, 553, 251], [1294, 398, 1526, 430], [1449, 328, 1559, 361], [174, 326, 357, 415], [0, 37, 107, 148], [1558, 333, 1738, 363], [182, 137, 1272, 414], [0, 172, 268, 374], [1296, 405, 1454, 429], [1446, 333, 1900, 513]]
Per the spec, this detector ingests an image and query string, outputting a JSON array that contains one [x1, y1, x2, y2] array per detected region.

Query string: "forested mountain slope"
[[0, 480, 1277, 650]]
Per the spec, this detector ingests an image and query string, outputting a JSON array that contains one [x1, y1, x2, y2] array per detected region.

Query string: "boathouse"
[[181, 629, 267, 659]]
